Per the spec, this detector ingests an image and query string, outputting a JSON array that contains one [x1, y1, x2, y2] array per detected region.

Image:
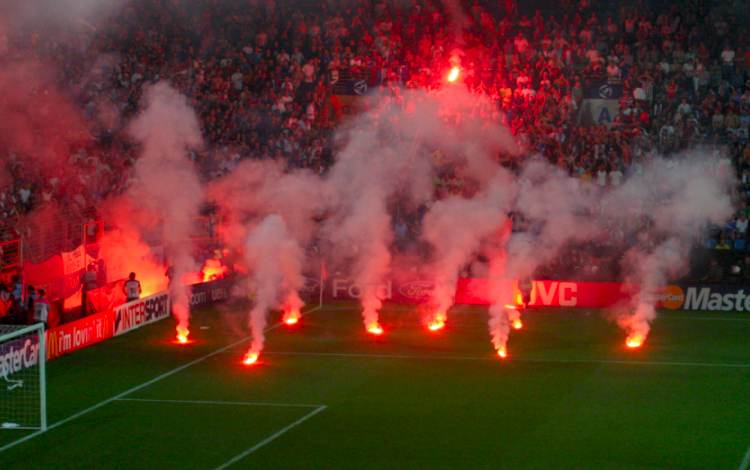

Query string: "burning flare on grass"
[[496, 346, 507, 359], [427, 312, 447, 332], [447, 66, 460, 83], [176, 325, 190, 344], [283, 309, 301, 326], [625, 333, 645, 349], [243, 350, 259, 365], [512, 318, 523, 330], [367, 323, 384, 335]]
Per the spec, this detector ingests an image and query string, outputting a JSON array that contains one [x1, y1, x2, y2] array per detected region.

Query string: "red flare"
[[427, 319, 445, 332], [504, 304, 518, 310], [512, 319, 523, 330], [283, 309, 301, 326], [626, 334, 645, 349], [176, 326, 190, 345], [496, 347, 508, 359], [243, 351, 259, 366], [447, 66, 460, 82], [201, 258, 227, 282], [367, 323, 384, 336]]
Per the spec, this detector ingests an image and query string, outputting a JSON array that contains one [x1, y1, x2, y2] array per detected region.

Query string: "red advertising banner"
[[325, 277, 630, 309], [45, 310, 115, 360], [455, 279, 630, 308]]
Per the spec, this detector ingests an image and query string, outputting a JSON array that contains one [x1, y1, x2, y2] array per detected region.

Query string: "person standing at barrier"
[[124, 272, 142, 302], [25, 285, 36, 324], [11, 275, 22, 305], [34, 289, 50, 330], [80, 263, 98, 317], [519, 277, 533, 308], [0, 283, 11, 321]]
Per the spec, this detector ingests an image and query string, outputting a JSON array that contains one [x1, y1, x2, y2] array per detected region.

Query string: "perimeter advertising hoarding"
[[114, 292, 170, 336], [46, 311, 114, 360], [656, 284, 750, 312], [326, 277, 630, 308]]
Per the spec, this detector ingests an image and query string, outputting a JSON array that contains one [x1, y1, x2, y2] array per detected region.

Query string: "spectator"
[[34, 289, 50, 329], [124, 272, 142, 302]]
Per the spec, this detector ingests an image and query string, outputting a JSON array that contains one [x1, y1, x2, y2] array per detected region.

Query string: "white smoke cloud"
[[422, 171, 516, 327], [243, 215, 305, 357], [127, 81, 204, 340]]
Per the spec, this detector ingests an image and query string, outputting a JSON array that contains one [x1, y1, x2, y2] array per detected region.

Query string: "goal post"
[[0, 324, 46, 431]]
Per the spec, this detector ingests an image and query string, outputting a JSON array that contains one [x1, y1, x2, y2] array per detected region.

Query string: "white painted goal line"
[[0, 303, 323, 455]]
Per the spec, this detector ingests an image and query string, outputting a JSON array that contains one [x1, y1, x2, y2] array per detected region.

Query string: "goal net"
[[0, 324, 46, 431]]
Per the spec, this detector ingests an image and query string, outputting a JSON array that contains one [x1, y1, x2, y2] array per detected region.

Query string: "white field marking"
[[739, 444, 750, 470], [263, 351, 750, 369], [212, 405, 327, 470], [0, 304, 323, 454], [114, 398, 323, 409]]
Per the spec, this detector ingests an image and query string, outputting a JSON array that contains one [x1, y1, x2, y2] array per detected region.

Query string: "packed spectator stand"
[[1, 0, 750, 325]]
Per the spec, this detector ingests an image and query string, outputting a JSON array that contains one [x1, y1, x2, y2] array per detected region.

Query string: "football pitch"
[[2, 300, 750, 469]]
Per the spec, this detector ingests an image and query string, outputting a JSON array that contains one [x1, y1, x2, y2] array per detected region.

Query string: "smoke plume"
[[422, 172, 515, 328], [243, 215, 305, 358], [127, 82, 204, 340]]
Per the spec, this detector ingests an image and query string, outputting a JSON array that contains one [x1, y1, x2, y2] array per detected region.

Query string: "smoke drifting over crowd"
[[0, 0, 737, 361]]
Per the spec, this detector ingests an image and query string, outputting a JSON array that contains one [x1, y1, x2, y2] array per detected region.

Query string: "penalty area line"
[[114, 397, 323, 409], [0, 304, 323, 455], [739, 444, 750, 470], [212, 405, 327, 470]]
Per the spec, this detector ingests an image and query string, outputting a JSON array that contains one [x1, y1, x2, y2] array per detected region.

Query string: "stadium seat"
[[735, 239, 745, 251]]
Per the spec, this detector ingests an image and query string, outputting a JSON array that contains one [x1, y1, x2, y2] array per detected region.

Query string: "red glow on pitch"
[[367, 323, 384, 336], [625, 334, 645, 349], [243, 351, 259, 366], [447, 66, 460, 82]]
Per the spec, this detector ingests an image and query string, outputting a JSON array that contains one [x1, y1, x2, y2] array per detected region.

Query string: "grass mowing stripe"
[[212, 405, 327, 470], [264, 350, 750, 369], [0, 304, 322, 455], [115, 398, 323, 408]]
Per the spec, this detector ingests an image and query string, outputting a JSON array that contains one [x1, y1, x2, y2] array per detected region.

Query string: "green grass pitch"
[[2, 300, 750, 469]]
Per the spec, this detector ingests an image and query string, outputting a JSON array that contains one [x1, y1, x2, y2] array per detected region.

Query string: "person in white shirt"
[[609, 166, 624, 186], [34, 289, 50, 329], [124, 273, 142, 302], [737, 215, 748, 237]]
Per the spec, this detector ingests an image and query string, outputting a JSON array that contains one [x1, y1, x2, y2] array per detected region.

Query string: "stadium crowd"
[[1, 0, 750, 283]]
